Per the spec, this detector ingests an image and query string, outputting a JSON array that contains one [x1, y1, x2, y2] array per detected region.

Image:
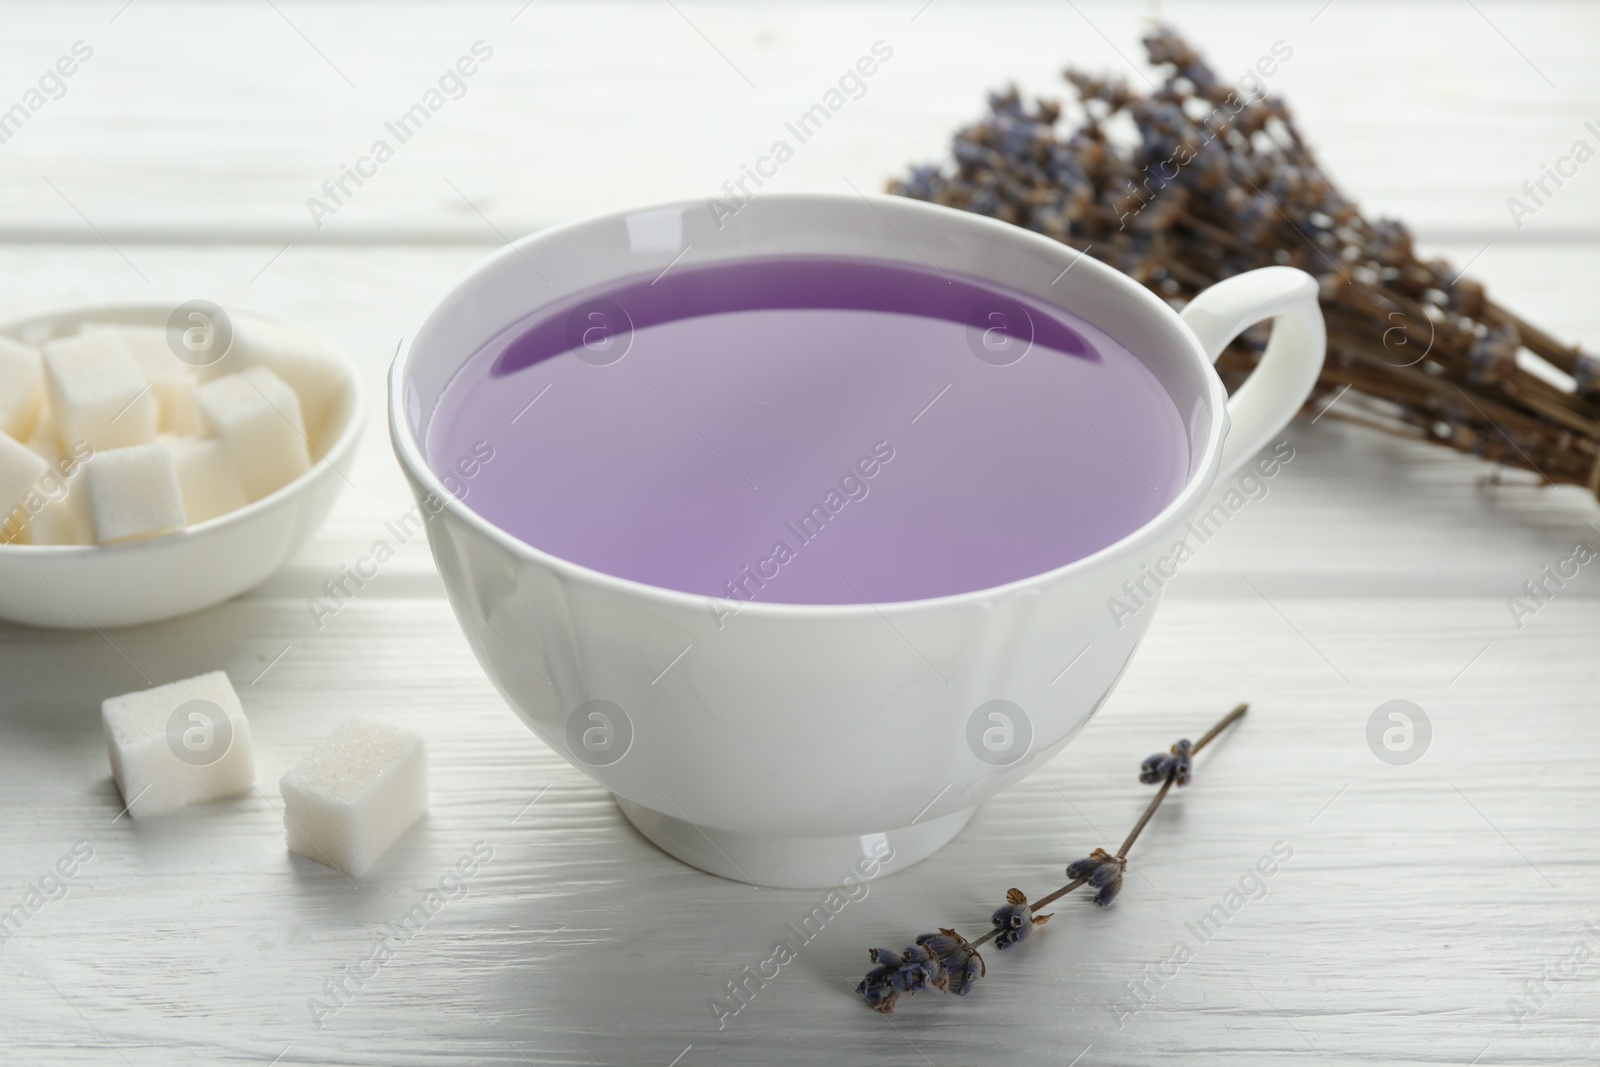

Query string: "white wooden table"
[[3, 2, 1599, 1064]]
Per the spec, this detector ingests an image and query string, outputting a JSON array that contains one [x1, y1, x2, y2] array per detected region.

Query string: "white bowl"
[[0, 304, 363, 629]]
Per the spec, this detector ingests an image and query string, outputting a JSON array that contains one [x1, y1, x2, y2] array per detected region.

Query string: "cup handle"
[[1179, 266, 1327, 479]]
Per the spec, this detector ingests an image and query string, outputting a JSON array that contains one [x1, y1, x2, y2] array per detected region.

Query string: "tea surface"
[[426, 256, 1188, 604]]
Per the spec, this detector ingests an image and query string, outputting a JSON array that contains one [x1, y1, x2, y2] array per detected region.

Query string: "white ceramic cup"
[[389, 193, 1325, 888]]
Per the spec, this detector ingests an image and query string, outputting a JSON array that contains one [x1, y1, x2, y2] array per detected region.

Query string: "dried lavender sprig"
[[856, 703, 1247, 1013]]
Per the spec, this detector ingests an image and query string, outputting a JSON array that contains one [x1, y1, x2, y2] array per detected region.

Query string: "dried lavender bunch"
[[891, 26, 1600, 497], [855, 703, 1247, 1015]]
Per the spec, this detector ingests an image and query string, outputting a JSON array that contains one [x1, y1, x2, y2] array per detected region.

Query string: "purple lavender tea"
[[425, 256, 1187, 604]]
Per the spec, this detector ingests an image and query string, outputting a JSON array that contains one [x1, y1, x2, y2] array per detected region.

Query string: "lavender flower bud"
[[858, 949, 906, 1013], [991, 888, 1052, 949], [915, 933, 954, 954], [867, 948, 903, 969], [1143, 739, 1194, 786], [1088, 860, 1122, 888], [1171, 738, 1193, 786], [1575, 354, 1600, 402], [896, 944, 941, 992], [1094, 872, 1124, 908], [1066, 855, 1102, 879], [915, 928, 985, 996], [990, 902, 1033, 949], [952, 952, 985, 995], [1468, 325, 1519, 385], [1067, 847, 1118, 884], [856, 979, 898, 1014]]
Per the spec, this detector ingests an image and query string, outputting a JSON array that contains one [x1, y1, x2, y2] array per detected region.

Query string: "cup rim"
[[0, 301, 365, 556], [390, 192, 1229, 617]]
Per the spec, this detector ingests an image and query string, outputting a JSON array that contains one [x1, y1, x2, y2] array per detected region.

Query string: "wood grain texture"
[[2, 2, 1599, 1065], [0, 1, 1596, 240], [4, 597, 1599, 1065]]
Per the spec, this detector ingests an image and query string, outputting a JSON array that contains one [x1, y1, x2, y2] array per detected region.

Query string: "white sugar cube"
[[41, 331, 158, 451], [3, 426, 89, 545], [0, 431, 48, 543], [102, 670, 254, 818], [26, 485, 90, 545], [0, 335, 44, 441], [164, 435, 246, 524], [26, 409, 62, 459], [193, 367, 311, 501], [80, 324, 200, 435], [203, 319, 345, 437], [279, 718, 428, 877], [84, 442, 187, 544], [17, 415, 90, 547], [26, 457, 90, 546]]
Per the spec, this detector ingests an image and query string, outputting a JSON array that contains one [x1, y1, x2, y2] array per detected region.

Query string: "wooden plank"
[[0, 1, 1596, 240], [2, 242, 1598, 603], [2, 594, 1596, 1065]]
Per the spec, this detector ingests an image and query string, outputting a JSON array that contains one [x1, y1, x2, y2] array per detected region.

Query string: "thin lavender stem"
[[1192, 701, 1249, 753], [1116, 776, 1175, 859], [1117, 702, 1246, 858], [1025, 876, 1089, 914], [968, 925, 1005, 950]]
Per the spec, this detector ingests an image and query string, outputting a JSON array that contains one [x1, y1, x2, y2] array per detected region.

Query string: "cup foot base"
[[614, 797, 976, 889]]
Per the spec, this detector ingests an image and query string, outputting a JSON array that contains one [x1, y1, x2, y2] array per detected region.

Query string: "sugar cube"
[[102, 670, 254, 818], [0, 431, 48, 544], [2, 425, 90, 545], [80, 324, 200, 435], [202, 319, 345, 437], [26, 409, 62, 459], [84, 442, 187, 544], [27, 460, 90, 546], [41, 331, 158, 451], [279, 718, 428, 877], [164, 435, 246, 524], [0, 335, 43, 441], [26, 484, 90, 545], [193, 367, 311, 501]]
